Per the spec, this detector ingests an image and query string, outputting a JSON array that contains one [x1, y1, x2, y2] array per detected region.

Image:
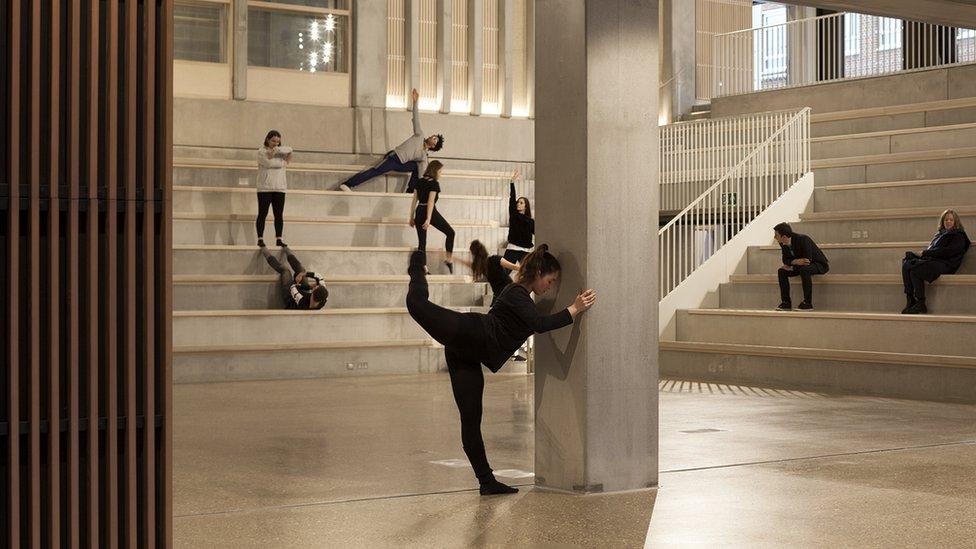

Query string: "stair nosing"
[[173, 185, 505, 201], [757, 241, 926, 250], [660, 341, 976, 370], [173, 244, 470, 253], [174, 339, 439, 354], [799, 205, 976, 222], [821, 176, 976, 192], [810, 121, 976, 143], [684, 308, 976, 324], [809, 96, 976, 124], [728, 274, 976, 285], [172, 212, 501, 228], [811, 146, 976, 169], [173, 307, 483, 318], [173, 157, 514, 179], [172, 274, 476, 284]]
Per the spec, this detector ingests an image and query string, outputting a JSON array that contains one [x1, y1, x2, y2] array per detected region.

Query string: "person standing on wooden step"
[[901, 209, 971, 315], [409, 160, 457, 273], [452, 240, 520, 306], [338, 88, 444, 193], [504, 168, 535, 264], [260, 246, 329, 310], [256, 130, 292, 248], [405, 245, 596, 495], [773, 222, 829, 311]]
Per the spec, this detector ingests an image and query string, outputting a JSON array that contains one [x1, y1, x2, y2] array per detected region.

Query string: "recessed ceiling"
[[785, 0, 976, 30]]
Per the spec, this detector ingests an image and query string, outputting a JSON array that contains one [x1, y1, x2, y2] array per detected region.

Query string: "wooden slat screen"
[[1, 1, 173, 547]]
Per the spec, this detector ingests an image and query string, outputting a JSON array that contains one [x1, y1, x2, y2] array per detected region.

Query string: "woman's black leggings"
[[414, 205, 455, 254], [256, 191, 286, 238], [264, 249, 304, 307], [406, 261, 494, 482]]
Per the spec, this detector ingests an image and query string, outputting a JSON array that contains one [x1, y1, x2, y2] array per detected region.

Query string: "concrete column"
[[353, 0, 389, 154], [660, 0, 696, 123], [469, 0, 484, 116], [233, 0, 247, 100], [787, 5, 816, 87], [534, 0, 659, 494], [408, 0, 420, 98], [525, 0, 534, 118], [437, 0, 453, 113], [500, 0, 514, 118]]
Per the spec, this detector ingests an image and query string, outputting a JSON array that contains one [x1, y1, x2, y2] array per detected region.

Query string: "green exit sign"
[[721, 192, 738, 206]]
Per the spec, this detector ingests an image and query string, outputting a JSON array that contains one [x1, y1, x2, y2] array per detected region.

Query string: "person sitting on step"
[[261, 247, 329, 310], [773, 222, 829, 311], [901, 209, 971, 315], [338, 88, 444, 194]]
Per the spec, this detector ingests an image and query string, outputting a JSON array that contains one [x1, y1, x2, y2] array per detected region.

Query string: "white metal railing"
[[659, 107, 810, 299], [714, 12, 976, 98], [660, 108, 801, 212]]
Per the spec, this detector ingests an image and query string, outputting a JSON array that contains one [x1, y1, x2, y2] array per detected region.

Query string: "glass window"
[[261, 0, 349, 8], [174, 1, 228, 63], [248, 8, 349, 73], [878, 17, 902, 51], [958, 28, 976, 39], [844, 13, 861, 55]]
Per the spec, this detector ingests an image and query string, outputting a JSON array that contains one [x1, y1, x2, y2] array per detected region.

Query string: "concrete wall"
[[175, 97, 535, 162], [712, 63, 976, 117]]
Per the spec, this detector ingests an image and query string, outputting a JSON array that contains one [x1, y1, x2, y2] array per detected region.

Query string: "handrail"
[[659, 108, 811, 298], [660, 108, 809, 234], [713, 11, 976, 98]]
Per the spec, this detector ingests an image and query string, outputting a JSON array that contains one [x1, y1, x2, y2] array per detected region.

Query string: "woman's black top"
[[507, 182, 534, 248], [479, 284, 573, 372], [921, 229, 971, 272], [415, 177, 441, 205], [485, 255, 513, 299]]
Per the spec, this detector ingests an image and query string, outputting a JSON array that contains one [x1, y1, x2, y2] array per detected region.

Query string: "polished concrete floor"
[[174, 375, 976, 548]]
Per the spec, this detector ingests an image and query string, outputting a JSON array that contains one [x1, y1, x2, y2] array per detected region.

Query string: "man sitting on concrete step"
[[261, 247, 329, 310], [773, 222, 829, 311], [338, 88, 444, 194]]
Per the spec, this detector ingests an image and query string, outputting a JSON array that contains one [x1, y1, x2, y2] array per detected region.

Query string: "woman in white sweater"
[[256, 130, 293, 247]]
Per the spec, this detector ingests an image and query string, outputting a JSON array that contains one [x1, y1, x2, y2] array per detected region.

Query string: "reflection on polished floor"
[[174, 374, 976, 548]]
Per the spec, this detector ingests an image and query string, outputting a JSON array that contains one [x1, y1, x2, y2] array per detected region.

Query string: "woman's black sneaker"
[[798, 302, 813, 310], [257, 238, 266, 248], [444, 261, 454, 274], [776, 302, 792, 311]]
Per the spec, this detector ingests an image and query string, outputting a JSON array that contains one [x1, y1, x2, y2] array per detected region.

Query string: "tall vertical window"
[[482, 0, 501, 114], [844, 13, 861, 55], [387, 0, 408, 107], [752, 4, 787, 90], [417, 0, 439, 109], [247, 3, 350, 73], [451, 0, 470, 112], [174, 1, 228, 63], [878, 17, 902, 51]]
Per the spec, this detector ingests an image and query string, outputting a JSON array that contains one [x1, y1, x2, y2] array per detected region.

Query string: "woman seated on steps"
[[261, 246, 329, 310], [901, 209, 971, 315]]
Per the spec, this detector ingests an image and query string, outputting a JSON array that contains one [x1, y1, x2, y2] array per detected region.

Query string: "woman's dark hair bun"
[[538, 243, 549, 252]]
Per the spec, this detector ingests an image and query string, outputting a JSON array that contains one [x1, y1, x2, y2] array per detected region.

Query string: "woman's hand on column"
[[568, 289, 597, 318], [511, 167, 520, 182]]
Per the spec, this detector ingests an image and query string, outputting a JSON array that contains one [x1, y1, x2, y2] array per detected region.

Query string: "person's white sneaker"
[[339, 184, 352, 192]]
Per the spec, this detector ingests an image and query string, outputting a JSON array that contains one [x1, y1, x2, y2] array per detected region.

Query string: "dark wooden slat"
[[86, 1, 100, 546], [162, 1, 175, 547], [67, 1, 81, 544], [105, 1, 120, 545], [143, 0, 158, 545], [48, 0, 63, 544], [8, 0, 23, 546], [123, 0, 138, 544], [29, 0, 43, 545]]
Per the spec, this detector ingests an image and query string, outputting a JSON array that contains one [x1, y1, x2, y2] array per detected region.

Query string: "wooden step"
[[175, 339, 437, 354], [173, 212, 501, 228], [173, 157, 513, 180], [820, 176, 976, 192], [685, 308, 976, 324], [728, 274, 976, 285], [172, 274, 473, 284], [757, 241, 927, 251], [799, 205, 976, 222], [661, 341, 976, 370], [810, 97, 976, 124], [810, 121, 976, 143], [173, 184, 500, 202], [811, 146, 976, 169]]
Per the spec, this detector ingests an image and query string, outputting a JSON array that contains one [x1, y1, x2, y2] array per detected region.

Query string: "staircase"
[[172, 147, 533, 383], [661, 95, 976, 403]]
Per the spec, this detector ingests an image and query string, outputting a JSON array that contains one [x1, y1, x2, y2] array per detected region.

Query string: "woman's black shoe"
[[257, 238, 266, 248], [904, 300, 927, 314], [901, 294, 917, 314], [444, 261, 454, 274], [276, 238, 287, 247]]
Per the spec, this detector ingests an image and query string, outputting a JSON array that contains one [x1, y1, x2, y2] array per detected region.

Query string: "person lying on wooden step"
[[261, 247, 328, 310]]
